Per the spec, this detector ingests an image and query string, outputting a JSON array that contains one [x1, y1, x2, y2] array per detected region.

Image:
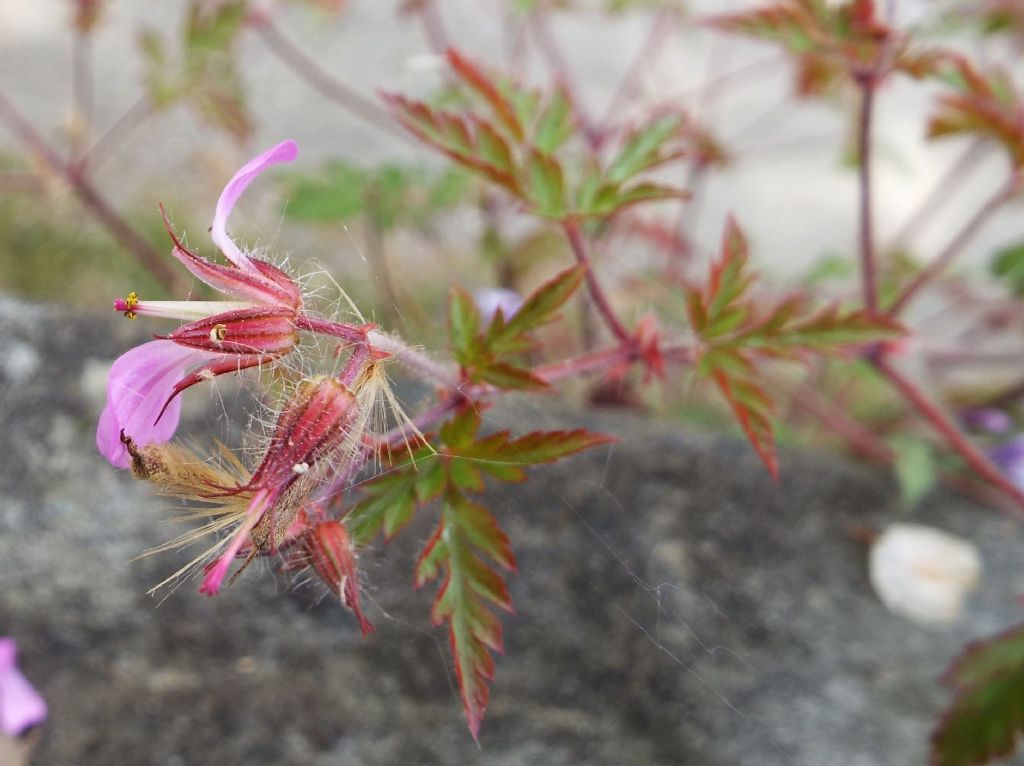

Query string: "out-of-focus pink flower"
[[0, 639, 46, 737], [473, 287, 522, 325], [961, 407, 1013, 435], [98, 141, 302, 468], [869, 523, 982, 626], [991, 435, 1024, 491]]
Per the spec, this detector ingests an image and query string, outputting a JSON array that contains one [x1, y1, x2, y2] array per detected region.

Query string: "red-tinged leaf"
[[449, 285, 480, 364], [605, 182, 690, 212], [346, 471, 418, 544], [414, 460, 448, 503], [931, 624, 1024, 766], [926, 57, 1024, 167], [383, 93, 522, 193], [472, 117, 517, 175], [709, 355, 778, 479], [447, 490, 516, 571], [533, 85, 574, 154], [524, 148, 567, 218], [476, 361, 549, 391], [447, 48, 524, 141], [422, 489, 515, 739], [688, 215, 752, 335], [448, 454, 486, 492], [708, 0, 932, 95], [494, 265, 585, 343], [606, 114, 686, 185], [439, 406, 483, 450], [502, 429, 617, 465], [414, 521, 447, 586], [765, 305, 905, 350]]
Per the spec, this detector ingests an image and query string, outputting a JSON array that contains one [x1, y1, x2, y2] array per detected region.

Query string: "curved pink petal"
[[96, 341, 210, 468], [212, 140, 299, 271], [0, 639, 47, 736]]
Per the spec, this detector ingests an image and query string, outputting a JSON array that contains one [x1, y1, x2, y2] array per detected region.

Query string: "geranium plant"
[[4, 0, 1024, 760]]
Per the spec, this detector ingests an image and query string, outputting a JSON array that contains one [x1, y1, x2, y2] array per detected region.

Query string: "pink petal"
[[212, 140, 299, 271], [0, 639, 47, 737], [96, 341, 210, 468], [199, 490, 272, 596]]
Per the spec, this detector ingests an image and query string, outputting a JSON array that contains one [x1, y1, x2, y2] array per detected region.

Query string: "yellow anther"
[[210, 323, 228, 343], [123, 291, 139, 320]]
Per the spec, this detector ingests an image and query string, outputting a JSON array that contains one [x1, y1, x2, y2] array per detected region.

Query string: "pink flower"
[[0, 639, 46, 737], [98, 141, 302, 468]]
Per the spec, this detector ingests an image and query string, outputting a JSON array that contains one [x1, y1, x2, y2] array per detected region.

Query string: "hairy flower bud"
[[295, 519, 374, 635]]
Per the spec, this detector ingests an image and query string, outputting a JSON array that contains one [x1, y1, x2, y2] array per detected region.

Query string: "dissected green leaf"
[[686, 216, 904, 477], [138, 0, 252, 142], [709, 0, 943, 97], [386, 49, 688, 220], [606, 114, 684, 185], [449, 286, 481, 365], [495, 265, 584, 343], [449, 267, 583, 390], [533, 86, 575, 154], [447, 48, 524, 141], [932, 624, 1024, 766], [524, 149, 567, 218], [927, 56, 1024, 167]]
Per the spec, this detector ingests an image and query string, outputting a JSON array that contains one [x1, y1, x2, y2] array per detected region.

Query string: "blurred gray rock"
[[1, 298, 1022, 766]]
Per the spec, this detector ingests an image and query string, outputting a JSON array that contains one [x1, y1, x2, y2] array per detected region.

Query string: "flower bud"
[[162, 307, 299, 356], [297, 519, 374, 635]]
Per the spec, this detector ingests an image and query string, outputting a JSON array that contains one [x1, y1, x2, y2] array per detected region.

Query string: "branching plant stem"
[[890, 175, 1020, 315], [562, 219, 632, 344], [873, 353, 1024, 512], [857, 80, 878, 314], [0, 89, 178, 287], [248, 12, 413, 145]]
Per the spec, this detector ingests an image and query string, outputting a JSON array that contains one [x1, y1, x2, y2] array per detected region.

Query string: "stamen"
[[210, 323, 228, 344], [117, 291, 139, 320]]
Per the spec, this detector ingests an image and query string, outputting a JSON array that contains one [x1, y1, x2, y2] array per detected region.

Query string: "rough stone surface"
[[2, 298, 1022, 765]]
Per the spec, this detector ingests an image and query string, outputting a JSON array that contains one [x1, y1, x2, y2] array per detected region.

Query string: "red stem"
[[295, 314, 369, 343], [889, 175, 1020, 316], [788, 381, 894, 464], [873, 353, 1024, 512], [600, 9, 676, 132], [857, 80, 878, 314], [416, 0, 450, 55], [562, 220, 632, 344], [0, 89, 178, 287], [80, 95, 151, 172], [248, 12, 413, 145], [891, 140, 987, 248]]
